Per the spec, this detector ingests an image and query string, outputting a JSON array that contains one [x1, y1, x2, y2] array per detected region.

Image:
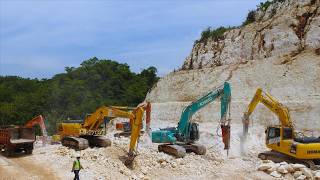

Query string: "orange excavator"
[[24, 115, 48, 144]]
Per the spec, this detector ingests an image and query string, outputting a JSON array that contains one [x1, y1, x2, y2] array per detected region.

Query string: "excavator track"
[[158, 144, 186, 158], [180, 143, 206, 155], [258, 151, 320, 170], [158, 143, 206, 158], [114, 131, 144, 138], [81, 135, 112, 147], [61, 137, 89, 150]]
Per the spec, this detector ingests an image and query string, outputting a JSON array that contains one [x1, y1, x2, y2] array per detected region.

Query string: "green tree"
[[0, 58, 159, 134]]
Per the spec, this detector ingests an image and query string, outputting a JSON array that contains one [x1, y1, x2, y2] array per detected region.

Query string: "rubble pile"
[[29, 123, 275, 179], [258, 160, 320, 179]]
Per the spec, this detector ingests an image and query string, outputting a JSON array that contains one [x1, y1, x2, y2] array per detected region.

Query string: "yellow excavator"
[[114, 103, 151, 138], [242, 88, 320, 169], [124, 102, 151, 167], [58, 106, 134, 150]]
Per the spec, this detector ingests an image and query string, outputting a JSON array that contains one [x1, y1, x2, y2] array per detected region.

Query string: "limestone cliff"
[[182, 0, 320, 70], [146, 0, 320, 130]]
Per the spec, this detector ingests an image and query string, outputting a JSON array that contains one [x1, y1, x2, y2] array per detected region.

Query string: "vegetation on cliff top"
[[197, 0, 286, 43]]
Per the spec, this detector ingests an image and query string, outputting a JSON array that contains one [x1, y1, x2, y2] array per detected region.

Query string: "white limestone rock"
[[293, 171, 303, 178], [258, 163, 274, 171], [292, 164, 307, 170], [301, 167, 313, 178], [296, 175, 307, 180], [315, 171, 320, 180], [277, 165, 288, 174], [270, 171, 282, 178]]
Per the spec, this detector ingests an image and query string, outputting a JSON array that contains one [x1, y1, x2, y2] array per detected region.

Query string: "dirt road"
[[0, 154, 59, 180]]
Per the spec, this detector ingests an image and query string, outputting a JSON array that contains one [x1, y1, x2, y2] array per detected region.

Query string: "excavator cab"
[[266, 126, 280, 145], [189, 122, 200, 142], [283, 127, 294, 140], [266, 126, 295, 144]]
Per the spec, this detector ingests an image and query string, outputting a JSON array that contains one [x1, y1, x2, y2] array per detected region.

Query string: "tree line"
[[0, 57, 159, 134]]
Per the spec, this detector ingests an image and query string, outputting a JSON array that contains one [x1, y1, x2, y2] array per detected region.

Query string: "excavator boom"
[[242, 88, 293, 138], [83, 106, 134, 130]]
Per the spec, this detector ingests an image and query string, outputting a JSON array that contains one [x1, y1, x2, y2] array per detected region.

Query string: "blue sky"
[[0, 0, 262, 78]]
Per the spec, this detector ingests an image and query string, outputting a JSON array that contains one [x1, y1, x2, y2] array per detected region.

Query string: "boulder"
[[296, 175, 307, 180], [279, 161, 288, 166], [284, 173, 295, 180], [277, 165, 288, 174], [301, 167, 313, 178], [293, 171, 303, 178], [267, 163, 280, 173], [270, 171, 282, 178], [315, 171, 320, 180], [284, 164, 294, 173], [258, 163, 274, 171], [292, 164, 307, 170]]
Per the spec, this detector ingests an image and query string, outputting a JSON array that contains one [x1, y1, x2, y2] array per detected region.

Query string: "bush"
[[197, 26, 234, 43], [258, 1, 273, 11], [242, 0, 285, 26], [242, 10, 256, 26]]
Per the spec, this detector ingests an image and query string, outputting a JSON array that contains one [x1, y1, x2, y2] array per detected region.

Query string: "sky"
[[0, 0, 262, 78]]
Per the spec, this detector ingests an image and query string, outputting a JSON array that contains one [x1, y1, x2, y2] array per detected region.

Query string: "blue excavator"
[[152, 82, 232, 157]]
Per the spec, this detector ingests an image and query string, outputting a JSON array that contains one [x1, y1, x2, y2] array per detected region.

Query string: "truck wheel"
[[4, 147, 12, 157], [25, 149, 33, 155]]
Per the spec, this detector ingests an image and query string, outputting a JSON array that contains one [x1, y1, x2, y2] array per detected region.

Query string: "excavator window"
[[283, 127, 293, 140], [268, 127, 280, 139]]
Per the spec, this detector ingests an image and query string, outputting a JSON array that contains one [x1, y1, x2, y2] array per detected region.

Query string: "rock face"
[[182, 0, 320, 70], [147, 52, 320, 128], [146, 0, 320, 129]]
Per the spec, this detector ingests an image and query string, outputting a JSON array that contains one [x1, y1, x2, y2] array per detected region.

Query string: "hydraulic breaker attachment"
[[221, 125, 230, 150]]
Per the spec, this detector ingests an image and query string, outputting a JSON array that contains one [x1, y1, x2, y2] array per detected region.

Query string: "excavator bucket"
[[124, 153, 136, 168]]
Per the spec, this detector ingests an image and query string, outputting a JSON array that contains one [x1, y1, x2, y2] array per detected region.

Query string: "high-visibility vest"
[[74, 160, 80, 170]]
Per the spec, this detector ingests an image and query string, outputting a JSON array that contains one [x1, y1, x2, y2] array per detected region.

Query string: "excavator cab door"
[[266, 127, 281, 146]]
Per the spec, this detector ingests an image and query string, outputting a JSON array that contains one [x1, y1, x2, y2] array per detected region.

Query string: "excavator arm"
[[124, 102, 151, 167], [24, 115, 48, 145], [177, 82, 231, 149], [82, 106, 134, 131], [177, 82, 231, 137], [242, 88, 293, 138], [24, 115, 48, 137]]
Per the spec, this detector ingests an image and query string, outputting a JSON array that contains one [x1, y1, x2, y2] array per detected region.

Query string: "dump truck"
[[0, 126, 35, 156]]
